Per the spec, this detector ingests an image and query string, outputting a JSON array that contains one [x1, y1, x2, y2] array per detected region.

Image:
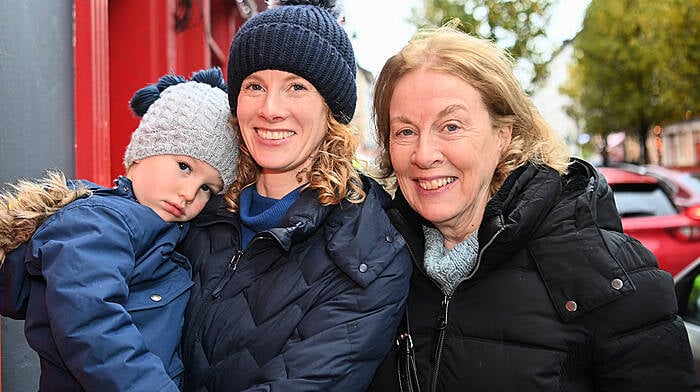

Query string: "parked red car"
[[613, 163, 700, 210], [598, 166, 700, 276], [643, 165, 700, 210]]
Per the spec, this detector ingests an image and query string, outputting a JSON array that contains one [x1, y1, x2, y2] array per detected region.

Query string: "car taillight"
[[685, 205, 700, 221], [671, 226, 700, 241]]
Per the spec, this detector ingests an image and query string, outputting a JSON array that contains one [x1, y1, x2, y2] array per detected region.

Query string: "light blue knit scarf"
[[423, 226, 479, 295]]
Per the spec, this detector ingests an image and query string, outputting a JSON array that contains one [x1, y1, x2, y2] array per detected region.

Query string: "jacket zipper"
[[428, 226, 504, 390], [189, 250, 242, 340], [208, 229, 283, 298], [193, 230, 285, 328], [210, 250, 243, 298], [430, 294, 451, 392]]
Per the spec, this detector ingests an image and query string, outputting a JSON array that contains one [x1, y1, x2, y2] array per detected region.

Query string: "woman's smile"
[[256, 128, 295, 140], [417, 176, 457, 191]]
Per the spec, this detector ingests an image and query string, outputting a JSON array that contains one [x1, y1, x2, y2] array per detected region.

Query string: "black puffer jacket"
[[179, 175, 411, 391], [370, 158, 699, 391]]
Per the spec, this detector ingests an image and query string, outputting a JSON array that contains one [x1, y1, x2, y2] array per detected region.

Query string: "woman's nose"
[[411, 133, 444, 169], [258, 92, 287, 121]]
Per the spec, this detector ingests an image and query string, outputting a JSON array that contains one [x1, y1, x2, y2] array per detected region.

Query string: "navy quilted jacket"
[[179, 174, 412, 391]]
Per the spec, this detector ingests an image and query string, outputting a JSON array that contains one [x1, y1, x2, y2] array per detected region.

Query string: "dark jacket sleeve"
[[593, 232, 699, 391]]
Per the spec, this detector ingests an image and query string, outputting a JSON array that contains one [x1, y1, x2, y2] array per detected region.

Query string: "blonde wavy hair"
[[0, 171, 91, 264], [225, 110, 365, 212], [373, 21, 570, 196]]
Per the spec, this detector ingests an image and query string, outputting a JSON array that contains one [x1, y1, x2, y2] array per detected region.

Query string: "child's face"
[[126, 154, 224, 222]]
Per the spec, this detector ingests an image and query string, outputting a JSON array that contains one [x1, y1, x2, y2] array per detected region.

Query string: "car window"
[[680, 173, 700, 194], [610, 183, 678, 217]]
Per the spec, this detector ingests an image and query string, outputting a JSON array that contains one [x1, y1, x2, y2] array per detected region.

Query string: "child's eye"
[[291, 83, 306, 91], [178, 162, 192, 173], [200, 184, 211, 193]]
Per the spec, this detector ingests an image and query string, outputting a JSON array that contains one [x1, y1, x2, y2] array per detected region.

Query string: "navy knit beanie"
[[227, 3, 356, 124]]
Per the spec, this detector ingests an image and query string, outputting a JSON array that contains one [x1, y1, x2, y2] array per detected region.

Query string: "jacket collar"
[[193, 175, 400, 288], [392, 159, 633, 321]]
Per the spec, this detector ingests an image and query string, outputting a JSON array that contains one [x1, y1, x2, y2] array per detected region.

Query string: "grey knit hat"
[[227, 1, 356, 124], [124, 68, 238, 192]]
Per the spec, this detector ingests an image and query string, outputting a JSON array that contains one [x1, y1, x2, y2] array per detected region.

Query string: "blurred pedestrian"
[[367, 22, 699, 391]]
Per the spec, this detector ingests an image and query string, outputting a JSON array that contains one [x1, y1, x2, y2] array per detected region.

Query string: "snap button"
[[385, 235, 393, 243], [358, 263, 368, 273], [565, 300, 577, 312], [123, 186, 130, 193], [150, 294, 163, 302], [611, 278, 623, 290]]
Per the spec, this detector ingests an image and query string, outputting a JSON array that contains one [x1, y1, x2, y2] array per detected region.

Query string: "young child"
[[0, 67, 237, 391]]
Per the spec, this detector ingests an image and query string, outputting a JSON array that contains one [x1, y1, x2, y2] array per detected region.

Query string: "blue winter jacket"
[[10, 177, 192, 391], [179, 174, 412, 391]]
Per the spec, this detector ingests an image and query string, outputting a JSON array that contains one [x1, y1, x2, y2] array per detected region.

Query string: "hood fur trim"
[[0, 171, 92, 264]]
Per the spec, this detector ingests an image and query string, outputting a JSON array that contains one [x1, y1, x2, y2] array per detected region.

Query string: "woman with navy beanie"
[[178, 1, 412, 390]]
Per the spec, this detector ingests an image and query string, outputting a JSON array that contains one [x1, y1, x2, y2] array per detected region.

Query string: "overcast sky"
[[344, 0, 591, 76]]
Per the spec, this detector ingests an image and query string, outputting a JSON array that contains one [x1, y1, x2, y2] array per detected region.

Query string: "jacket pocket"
[[125, 277, 193, 311], [125, 253, 193, 312]]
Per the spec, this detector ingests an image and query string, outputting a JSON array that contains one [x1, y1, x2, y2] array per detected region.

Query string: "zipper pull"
[[228, 250, 242, 270], [437, 295, 450, 330], [211, 251, 243, 299]]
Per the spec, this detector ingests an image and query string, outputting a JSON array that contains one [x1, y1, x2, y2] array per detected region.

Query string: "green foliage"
[[562, 0, 700, 163], [412, 0, 553, 91]]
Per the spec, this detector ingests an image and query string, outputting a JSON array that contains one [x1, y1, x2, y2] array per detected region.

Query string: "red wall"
[[74, 0, 260, 185], [0, 3, 264, 388]]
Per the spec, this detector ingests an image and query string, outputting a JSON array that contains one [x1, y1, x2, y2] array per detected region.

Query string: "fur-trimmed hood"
[[0, 171, 91, 263]]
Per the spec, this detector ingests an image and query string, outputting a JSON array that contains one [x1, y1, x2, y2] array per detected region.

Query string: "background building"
[[0, 1, 265, 390]]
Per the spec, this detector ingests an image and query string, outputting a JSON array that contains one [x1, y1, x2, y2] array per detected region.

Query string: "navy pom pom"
[[156, 73, 187, 92], [190, 67, 227, 93], [129, 85, 161, 117], [128, 68, 226, 118], [129, 72, 186, 117]]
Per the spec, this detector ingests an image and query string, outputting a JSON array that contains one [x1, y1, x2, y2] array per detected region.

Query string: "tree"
[[412, 0, 553, 91], [562, 0, 700, 164]]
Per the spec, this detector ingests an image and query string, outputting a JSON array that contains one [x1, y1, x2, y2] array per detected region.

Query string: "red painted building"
[[75, 0, 265, 186], [0, 1, 265, 389]]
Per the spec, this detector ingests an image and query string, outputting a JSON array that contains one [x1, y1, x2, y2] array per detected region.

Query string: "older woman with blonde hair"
[[368, 22, 698, 391]]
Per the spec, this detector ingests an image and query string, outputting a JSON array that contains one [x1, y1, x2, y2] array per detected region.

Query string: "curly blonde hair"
[[373, 22, 570, 196], [225, 111, 365, 212], [0, 171, 91, 264]]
